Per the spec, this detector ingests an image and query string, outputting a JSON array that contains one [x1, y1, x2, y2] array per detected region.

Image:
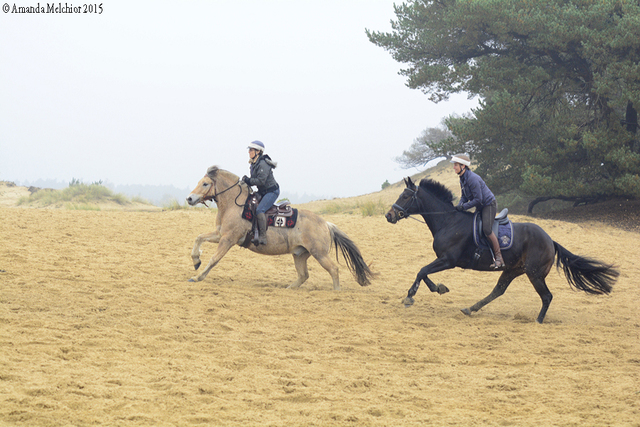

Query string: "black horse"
[[386, 177, 619, 323]]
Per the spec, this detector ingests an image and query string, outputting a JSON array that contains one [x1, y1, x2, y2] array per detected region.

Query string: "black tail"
[[329, 224, 375, 286], [554, 242, 618, 295]]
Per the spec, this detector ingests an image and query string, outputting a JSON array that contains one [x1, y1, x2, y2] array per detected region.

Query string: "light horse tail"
[[328, 223, 375, 286], [554, 242, 618, 295]]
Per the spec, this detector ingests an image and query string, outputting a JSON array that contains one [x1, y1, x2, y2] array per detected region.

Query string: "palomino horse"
[[186, 166, 374, 289], [386, 177, 619, 323]]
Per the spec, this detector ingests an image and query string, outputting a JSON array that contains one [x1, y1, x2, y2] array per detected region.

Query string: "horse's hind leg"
[[288, 250, 311, 289], [313, 253, 340, 290], [527, 273, 553, 324], [462, 269, 522, 317]]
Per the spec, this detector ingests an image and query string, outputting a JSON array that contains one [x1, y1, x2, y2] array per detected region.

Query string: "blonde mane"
[[206, 166, 239, 184]]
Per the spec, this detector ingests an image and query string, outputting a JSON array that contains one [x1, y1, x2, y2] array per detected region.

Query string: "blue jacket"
[[457, 169, 495, 210]]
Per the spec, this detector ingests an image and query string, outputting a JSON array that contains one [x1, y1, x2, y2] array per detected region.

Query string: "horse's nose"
[[385, 211, 396, 224], [186, 194, 198, 206]]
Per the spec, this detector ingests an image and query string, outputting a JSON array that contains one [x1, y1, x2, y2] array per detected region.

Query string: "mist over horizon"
[[10, 177, 342, 206], [8, 157, 446, 206]]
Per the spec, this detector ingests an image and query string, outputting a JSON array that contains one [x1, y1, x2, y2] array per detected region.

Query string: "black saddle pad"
[[267, 209, 298, 228], [241, 201, 298, 229]]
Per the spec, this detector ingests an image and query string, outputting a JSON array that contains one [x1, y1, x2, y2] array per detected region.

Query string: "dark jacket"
[[248, 154, 279, 195], [457, 169, 495, 211]]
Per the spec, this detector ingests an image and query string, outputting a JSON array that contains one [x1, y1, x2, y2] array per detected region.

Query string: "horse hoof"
[[461, 308, 471, 316], [188, 278, 196, 282], [194, 261, 201, 271], [403, 296, 414, 307], [437, 284, 449, 294]]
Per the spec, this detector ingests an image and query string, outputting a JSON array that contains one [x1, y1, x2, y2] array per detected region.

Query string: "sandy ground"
[[1, 203, 638, 426]]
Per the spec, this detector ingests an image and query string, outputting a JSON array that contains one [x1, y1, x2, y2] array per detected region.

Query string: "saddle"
[[241, 193, 298, 247], [473, 208, 513, 250], [243, 193, 295, 219]]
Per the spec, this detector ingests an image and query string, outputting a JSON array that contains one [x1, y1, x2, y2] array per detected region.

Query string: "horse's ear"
[[404, 177, 415, 188], [206, 165, 219, 179]]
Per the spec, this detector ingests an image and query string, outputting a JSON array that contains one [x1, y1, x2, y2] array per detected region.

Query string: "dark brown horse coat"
[[386, 177, 618, 323]]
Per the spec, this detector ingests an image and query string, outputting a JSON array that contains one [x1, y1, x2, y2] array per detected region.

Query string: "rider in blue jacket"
[[451, 154, 504, 269]]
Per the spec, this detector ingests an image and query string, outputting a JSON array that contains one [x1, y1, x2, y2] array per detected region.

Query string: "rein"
[[200, 178, 241, 207], [392, 187, 455, 224]]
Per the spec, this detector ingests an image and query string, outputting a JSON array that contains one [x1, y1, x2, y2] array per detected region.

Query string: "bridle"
[[199, 177, 242, 207], [391, 186, 455, 223], [392, 186, 421, 220]]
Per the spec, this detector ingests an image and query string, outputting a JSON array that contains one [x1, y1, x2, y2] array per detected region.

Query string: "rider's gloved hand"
[[455, 205, 465, 212]]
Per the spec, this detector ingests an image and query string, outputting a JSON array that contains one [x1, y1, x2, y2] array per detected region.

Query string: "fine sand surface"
[[1, 204, 638, 426]]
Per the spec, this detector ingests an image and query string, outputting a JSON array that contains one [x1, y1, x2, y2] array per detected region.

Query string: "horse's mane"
[[206, 165, 239, 182], [419, 178, 455, 205]]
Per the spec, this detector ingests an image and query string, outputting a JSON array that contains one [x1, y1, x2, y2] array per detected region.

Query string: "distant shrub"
[[111, 193, 129, 205], [17, 181, 135, 208], [163, 199, 190, 210], [131, 195, 149, 204], [358, 199, 387, 217], [319, 202, 352, 215], [66, 203, 101, 211]]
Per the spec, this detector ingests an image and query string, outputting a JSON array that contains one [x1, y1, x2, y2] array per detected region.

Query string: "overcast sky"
[[0, 0, 477, 200]]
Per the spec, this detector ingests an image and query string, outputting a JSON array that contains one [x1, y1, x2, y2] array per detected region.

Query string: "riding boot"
[[487, 232, 505, 269], [256, 212, 268, 246]]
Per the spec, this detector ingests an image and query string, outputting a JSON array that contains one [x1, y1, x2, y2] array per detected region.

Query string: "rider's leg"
[[488, 232, 505, 269], [255, 189, 280, 245], [483, 201, 504, 269]]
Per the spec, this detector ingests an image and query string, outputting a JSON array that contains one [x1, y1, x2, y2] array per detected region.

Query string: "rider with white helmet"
[[451, 154, 504, 269], [242, 141, 280, 246]]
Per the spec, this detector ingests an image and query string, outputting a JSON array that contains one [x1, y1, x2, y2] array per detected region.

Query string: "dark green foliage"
[[368, 0, 640, 198]]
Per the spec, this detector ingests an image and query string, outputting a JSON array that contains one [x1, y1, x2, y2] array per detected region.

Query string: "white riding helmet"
[[247, 140, 265, 152], [450, 154, 471, 166]]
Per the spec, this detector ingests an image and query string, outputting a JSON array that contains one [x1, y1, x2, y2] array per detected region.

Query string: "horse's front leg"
[[403, 257, 453, 307], [191, 229, 222, 270], [189, 236, 235, 282]]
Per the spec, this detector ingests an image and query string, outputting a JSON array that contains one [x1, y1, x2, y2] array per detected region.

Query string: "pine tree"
[[367, 0, 640, 198]]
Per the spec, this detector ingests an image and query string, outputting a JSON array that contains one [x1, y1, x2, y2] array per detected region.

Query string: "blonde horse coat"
[[186, 166, 374, 289]]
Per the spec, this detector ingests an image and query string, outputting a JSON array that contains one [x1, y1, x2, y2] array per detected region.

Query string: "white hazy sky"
[[0, 0, 477, 200]]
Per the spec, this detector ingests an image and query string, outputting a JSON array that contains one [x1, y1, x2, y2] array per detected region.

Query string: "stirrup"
[[490, 258, 505, 269]]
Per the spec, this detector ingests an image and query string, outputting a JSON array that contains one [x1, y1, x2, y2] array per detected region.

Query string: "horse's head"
[[186, 174, 216, 206], [186, 166, 243, 207], [386, 177, 418, 224]]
